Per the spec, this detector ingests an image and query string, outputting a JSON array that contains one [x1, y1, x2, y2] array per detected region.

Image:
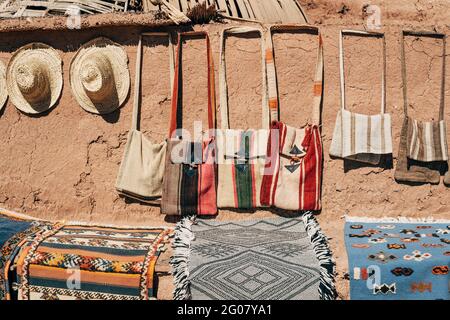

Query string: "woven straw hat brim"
[[6, 43, 63, 114], [70, 37, 130, 115], [0, 60, 7, 112]]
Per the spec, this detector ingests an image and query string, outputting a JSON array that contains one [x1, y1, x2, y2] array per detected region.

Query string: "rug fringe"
[[302, 212, 337, 300], [345, 215, 450, 223], [170, 217, 194, 300]]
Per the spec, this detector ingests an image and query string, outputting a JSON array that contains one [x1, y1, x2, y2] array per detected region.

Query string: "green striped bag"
[[216, 26, 270, 209]]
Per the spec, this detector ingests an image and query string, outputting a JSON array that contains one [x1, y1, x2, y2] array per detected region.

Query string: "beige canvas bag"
[[217, 26, 270, 209], [116, 33, 174, 202], [329, 30, 392, 165]]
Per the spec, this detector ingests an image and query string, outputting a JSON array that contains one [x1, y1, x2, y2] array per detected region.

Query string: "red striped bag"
[[161, 32, 217, 216], [217, 26, 270, 209], [260, 25, 324, 211]]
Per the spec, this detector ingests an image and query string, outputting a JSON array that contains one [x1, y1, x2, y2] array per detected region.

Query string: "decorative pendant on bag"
[[284, 144, 307, 173], [290, 144, 306, 157], [285, 162, 301, 173]]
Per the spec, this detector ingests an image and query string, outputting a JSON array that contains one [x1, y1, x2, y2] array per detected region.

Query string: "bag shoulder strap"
[[131, 32, 175, 131], [339, 29, 386, 114], [401, 30, 446, 120], [265, 24, 324, 126], [169, 31, 216, 137], [219, 26, 269, 130]]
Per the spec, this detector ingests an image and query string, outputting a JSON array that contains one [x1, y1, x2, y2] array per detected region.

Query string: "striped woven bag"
[[216, 27, 270, 209], [260, 25, 324, 211], [161, 32, 217, 216], [329, 30, 393, 165], [402, 31, 448, 163]]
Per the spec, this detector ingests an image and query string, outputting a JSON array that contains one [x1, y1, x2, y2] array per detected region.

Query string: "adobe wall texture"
[[0, 0, 449, 299]]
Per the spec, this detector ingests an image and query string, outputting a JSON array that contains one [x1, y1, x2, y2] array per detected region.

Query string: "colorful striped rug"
[[0, 208, 171, 300], [16, 224, 171, 300], [171, 214, 336, 300], [345, 217, 450, 300]]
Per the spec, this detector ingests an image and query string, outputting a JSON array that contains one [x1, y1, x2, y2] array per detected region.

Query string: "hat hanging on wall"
[[70, 37, 130, 114], [0, 60, 7, 112], [6, 43, 63, 114]]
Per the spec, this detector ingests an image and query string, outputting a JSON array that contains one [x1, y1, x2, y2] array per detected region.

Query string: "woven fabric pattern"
[[171, 216, 336, 300], [16, 225, 170, 300], [345, 217, 450, 300]]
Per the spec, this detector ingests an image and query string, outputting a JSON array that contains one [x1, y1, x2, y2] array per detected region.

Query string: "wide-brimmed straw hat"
[[70, 37, 130, 114], [6, 43, 63, 114], [0, 60, 7, 112]]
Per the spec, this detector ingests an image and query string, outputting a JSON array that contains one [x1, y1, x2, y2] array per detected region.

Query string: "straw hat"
[[70, 37, 130, 114], [6, 43, 62, 114], [0, 60, 7, 112]]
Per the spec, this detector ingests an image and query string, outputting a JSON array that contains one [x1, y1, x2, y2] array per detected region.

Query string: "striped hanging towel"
[[161, 31, 218, 216], [260, 25, 324, 211], [216, 27, 270, 209], [329, 30, 393, 164]]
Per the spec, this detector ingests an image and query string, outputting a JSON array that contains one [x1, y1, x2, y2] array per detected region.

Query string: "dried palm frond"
[[187, 1, 220, 25]]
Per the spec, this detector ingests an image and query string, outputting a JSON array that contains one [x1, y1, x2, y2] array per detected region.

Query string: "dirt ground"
[[0, 0, 449, 300]]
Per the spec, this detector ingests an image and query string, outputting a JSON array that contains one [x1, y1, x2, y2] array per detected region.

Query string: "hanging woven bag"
[[329, 30, 393, 165], [395, 31, 448, 184], [260, 25, 324, 211], [116, 33, 174, 202], [161, 32, 218, 216], [217, 26, 270, 209]]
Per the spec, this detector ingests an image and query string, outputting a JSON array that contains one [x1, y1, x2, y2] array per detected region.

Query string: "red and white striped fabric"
[[261, 121, 322, 210], [260, 25, 324, 211]]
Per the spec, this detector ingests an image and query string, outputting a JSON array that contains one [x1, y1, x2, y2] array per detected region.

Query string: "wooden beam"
[[179, 0, 189, 12], [225, 0, 238, 17], [234, 0, 249, 19], [246, 0, 263, 20], [216, 0, 229, 15]]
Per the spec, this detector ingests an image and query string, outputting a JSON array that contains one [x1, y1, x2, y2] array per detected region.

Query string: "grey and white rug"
[[171, 214, 336, 300]]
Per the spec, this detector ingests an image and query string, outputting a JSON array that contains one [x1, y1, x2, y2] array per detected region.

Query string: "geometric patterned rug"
[[0, 207, 172, 301], [16, 224, 171, 300], [171, 214, 336, 300], [345, 216, 450, 300]]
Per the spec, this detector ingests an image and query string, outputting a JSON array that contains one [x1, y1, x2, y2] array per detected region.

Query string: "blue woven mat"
[[345, 217, 449, 300]]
